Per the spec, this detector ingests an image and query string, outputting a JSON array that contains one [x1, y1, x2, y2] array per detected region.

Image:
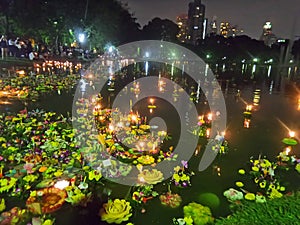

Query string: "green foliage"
[[215, 192, 300, 225], [183, 202, 214, 225]]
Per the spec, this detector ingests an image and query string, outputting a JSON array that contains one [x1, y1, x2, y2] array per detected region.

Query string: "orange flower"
[[39, 166, 48, 173]]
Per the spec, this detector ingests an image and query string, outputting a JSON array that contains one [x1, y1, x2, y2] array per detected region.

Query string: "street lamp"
[[78, 33, 85, 43]]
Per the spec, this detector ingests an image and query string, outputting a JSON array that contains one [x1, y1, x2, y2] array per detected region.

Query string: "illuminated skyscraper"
[[260, 21, 277, 46], [220, 22, 231, 38], [220, 22, 244, 38], [209, 16, 218, 36], [187, 0, 206, 45], [176, 14, 188, 43]]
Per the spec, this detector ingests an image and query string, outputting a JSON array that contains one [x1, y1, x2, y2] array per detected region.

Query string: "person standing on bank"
[[0, 35, 8, 60]]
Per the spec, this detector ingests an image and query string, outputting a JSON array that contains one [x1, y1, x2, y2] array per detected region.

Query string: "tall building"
[[209, 16, 218, 36], [260, 21, 277, 47], [176, 14, 188, 43], [220, 22, 244, 38], [187, 0, 206, 45], [220, 22, 231, 38]]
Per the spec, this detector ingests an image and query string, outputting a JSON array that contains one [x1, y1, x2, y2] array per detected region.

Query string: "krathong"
[[131, 185, 158, 204], [183, 202, 214, 225], [138, 169, 164, 185], [223, 188, 244, 202], [99, 199, 132, 224], [26, 187, 67, 214], [160, 192, 182, 208]]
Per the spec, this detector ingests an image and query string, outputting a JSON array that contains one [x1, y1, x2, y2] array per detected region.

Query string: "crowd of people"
[[0, 35, 39, 60], [0, 34, 96, 62]]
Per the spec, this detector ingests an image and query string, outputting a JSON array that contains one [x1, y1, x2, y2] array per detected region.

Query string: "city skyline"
[[121, 0, 300, 40]]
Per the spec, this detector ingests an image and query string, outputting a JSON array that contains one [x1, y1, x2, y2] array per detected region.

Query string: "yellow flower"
[[235, 181, 244, 187], [252, 166, 259, 172], [88, 170, 102, 181], [42, 219, 54, 225], [245, 193, 256, 201], [173, 173, 181, 182], [269, 188, 283, 199], [0, 198, 5, 212], [279, 186, 285, 192], [180, 174, 190, 181], [100, 199, 132, 224], [54, 170, 63, 177], [238, 169, 245, 175], [259, 181, 266, 188], [264, 160, 271, 167], [295, 164, 300, 173], [184, 216, 193, 225], [137, 155, 155, 165], [174, 166, 181, 172], [138, 169, 164, 185]]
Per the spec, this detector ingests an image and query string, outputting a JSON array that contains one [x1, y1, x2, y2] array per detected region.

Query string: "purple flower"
[[181, 160, 188, 168]]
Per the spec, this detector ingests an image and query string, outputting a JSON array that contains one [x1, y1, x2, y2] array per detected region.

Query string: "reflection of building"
[[260, 21, 277, 47], [220, 22, 244, 38], [187, 0, 206, 45], [176, 14, 188, 43]]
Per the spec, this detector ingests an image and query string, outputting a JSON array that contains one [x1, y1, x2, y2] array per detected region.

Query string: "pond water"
[[1, 62, 300, 225]]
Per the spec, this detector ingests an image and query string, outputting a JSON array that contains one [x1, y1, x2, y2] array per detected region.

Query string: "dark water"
[[1, 73, 300, 225]]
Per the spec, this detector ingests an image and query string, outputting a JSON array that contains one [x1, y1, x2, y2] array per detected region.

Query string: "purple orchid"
[[181, 160, 188, 168]]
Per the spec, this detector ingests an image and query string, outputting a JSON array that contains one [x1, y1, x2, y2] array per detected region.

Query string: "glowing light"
[[16, 70, 26, 76], [108, 124, 114, 132], [206, 128, 211, 138], [139, 177, 145, 183], [244, 119, 250, 128], [207, 113, 213, 121], [149, 98, 154, 105], [78, 33, 85, 43], [54, 180, 70, 190], [131, 114, 137, 122], [198, 115, 204, 120], [289, 131, 295, 138], [246, 105, 252, 111], [217, 167, 221, 176], [285, 146, 291, 155]]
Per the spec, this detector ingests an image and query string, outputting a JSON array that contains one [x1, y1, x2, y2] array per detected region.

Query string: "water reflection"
[[1, 60, 82, 77]]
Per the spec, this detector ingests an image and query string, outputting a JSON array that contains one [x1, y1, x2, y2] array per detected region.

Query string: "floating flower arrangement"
[[26, 187, 67, 214]]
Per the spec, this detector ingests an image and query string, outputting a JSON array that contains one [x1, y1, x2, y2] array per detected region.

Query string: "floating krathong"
[[160, 192, 182, 208], [26, 187, 67, 214]]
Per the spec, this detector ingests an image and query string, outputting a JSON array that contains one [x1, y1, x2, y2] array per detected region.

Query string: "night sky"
[[120, 0, 300, 40]]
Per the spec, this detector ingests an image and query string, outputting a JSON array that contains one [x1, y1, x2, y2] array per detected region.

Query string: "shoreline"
[[0, 57, 92, 68]]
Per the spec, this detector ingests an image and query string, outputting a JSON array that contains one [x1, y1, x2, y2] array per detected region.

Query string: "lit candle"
[[289, 131, 295, 138]]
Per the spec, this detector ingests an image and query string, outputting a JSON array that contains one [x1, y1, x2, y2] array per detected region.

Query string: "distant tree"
[[140, 17, 179, 42]]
